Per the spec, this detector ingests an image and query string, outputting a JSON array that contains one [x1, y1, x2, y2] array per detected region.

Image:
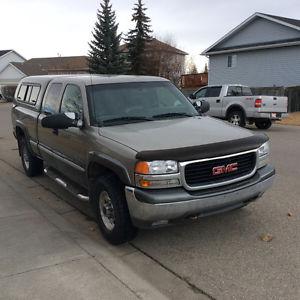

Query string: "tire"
[[255, 119, 272, 130], [90, 174, 137, 245], [227, 110, 246, 127], [19, 136, 43, 177]]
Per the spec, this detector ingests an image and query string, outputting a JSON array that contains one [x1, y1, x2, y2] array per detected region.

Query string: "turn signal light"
[[255, 99, 262, 108], [135, 161, 149, 174]]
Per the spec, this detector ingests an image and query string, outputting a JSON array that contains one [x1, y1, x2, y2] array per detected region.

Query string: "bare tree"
[[146, 34, 186, 85], [186, 57, 198, 74]]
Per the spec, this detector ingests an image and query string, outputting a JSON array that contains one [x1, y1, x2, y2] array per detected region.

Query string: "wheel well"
[[226, 105, 246, 119], [15, 127, 25, 156], [87, 162, 121, 183], [16, 126, 25, 140]]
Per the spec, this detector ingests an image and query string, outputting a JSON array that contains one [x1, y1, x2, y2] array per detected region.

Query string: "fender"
[[15, 122, 35, 156], [225, 104, 247, 119], [87, 152, 132, 186]]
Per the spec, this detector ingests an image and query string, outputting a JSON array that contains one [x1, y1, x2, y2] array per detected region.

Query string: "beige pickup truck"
[[12, 75, 275, 244]]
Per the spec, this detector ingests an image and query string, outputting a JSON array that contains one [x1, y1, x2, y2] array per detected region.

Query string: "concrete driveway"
[[0, 102, 299, 299]]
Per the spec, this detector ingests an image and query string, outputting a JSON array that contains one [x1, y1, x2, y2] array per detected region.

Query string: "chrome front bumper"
[[125, 165, 275, 228]]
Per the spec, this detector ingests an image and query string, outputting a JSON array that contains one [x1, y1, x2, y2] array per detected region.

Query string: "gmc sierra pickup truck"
[[190, 84, 288, 129], [12, 75, 275, 244]]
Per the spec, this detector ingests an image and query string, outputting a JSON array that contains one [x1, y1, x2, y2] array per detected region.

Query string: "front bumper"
[[125, 165, 275, 228]]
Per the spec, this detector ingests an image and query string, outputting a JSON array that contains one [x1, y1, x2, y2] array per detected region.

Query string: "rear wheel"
[[90, 174, 137, 245], [255, 119, 272, 130], [19, 136, 43, 177], [227, 110, 246, 127]]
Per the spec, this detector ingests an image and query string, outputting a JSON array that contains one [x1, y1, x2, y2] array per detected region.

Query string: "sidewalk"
[[0, 158, 206, 300]]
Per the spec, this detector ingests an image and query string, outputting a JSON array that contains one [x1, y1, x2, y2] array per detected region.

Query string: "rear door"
[[205, 86, 222, 117]]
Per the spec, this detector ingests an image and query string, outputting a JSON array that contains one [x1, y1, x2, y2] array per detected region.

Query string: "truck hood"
[[98, 116, 261, 160]]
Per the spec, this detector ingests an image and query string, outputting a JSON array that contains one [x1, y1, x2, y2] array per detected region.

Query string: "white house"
[[0, 50, 26, 86]]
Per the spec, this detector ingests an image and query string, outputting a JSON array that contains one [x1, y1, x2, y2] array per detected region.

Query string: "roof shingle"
[[0, 50, 12, 57]]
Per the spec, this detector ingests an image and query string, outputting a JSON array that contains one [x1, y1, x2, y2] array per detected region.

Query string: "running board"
[[44, 168, 89, 202]]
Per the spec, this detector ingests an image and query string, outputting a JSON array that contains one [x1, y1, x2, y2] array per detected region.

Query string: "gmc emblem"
[[212, 162, 238, 176]]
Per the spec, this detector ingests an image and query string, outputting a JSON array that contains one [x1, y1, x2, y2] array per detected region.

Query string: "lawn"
[[277, 112, 300, 126]]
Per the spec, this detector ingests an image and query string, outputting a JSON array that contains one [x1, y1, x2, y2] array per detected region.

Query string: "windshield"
[[86, 81, 198, 126]]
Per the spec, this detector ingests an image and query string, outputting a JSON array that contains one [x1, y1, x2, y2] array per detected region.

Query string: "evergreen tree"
[[126, 0, 152, 75], [88, 0, 126, 74]]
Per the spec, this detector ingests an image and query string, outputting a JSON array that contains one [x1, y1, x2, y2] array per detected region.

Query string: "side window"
[[242, 86, 253, 96], [60, 84, 83, 116], [25, 86, 33, 102], [207, 86, 221, 97], [227, 55, 232, 68], [17, 85, 28, 101], [42, 83, 63, 114], [227, 55, 237, 68], [29, 86, 40, 105], [227, 86, 242, 97], [195, 88, 207, 99]]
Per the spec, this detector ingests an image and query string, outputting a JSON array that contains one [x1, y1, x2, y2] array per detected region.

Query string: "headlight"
[[257, 141, 270, 169], [135, 160, 178, 175], [135, 160, 181, 188]]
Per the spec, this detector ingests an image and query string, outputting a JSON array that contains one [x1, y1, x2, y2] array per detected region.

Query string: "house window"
[[227, 55, 237, 68]]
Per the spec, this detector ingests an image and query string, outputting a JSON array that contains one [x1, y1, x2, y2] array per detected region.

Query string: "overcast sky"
[[2, 0, 299, 71]]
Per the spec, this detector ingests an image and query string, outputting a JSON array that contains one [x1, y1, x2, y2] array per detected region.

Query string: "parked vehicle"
[[12, 75, 275, 244], [190, 84, 288, 129]]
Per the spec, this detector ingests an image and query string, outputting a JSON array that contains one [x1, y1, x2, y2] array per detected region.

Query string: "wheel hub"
[[99, 191, 115, 231], [230, 114, 241, 126]]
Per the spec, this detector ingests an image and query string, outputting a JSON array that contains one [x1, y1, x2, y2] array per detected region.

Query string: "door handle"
[[216, 99, 221, 103]]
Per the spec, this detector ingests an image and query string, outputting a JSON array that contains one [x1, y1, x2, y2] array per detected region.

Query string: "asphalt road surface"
[[0, 102, 299, 299]]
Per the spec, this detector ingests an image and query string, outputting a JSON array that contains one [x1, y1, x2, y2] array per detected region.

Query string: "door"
[[194, 86, 222, 117], [53, 84, 88, 185]]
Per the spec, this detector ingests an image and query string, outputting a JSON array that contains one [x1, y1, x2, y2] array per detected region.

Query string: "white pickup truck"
[[189, 84, 288, 129]]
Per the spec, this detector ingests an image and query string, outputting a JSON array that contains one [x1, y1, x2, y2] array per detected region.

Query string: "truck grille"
[[184, 152, 257, 188]]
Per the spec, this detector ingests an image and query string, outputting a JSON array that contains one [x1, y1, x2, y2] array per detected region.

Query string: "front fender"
[[87, 152, 132, 186]]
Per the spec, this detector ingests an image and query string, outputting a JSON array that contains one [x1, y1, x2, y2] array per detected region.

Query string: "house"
[[24, 56, 89, 75], [0, 50, 26, 86], [120, 38, 188, 83], [202, 13, 300, 88]]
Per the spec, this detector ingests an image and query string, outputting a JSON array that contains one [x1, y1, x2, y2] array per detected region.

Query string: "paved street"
[[0, 102, 299, 299]]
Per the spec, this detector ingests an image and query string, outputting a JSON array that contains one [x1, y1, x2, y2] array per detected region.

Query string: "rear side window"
[[42, 83, 63, 114], [242, 86, 253, 96], [227, 86, 242, 96], [29, 86, 40, 104], [16, 84, 40, 105], [17, 85, 28, 101], [207, 86, 221, 97]]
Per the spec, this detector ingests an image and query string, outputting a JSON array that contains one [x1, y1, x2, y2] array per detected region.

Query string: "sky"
[[1, 0, 299, 71]]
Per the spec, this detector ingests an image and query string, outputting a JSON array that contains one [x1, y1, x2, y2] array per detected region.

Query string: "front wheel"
[[90, 175, 137, 245], [227, 110, 246, 127], [255, 119, 272, 130]]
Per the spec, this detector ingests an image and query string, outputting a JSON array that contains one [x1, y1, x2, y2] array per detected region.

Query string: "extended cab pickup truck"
[[190, 84, 288, 129], [12, 75, 275, 244]]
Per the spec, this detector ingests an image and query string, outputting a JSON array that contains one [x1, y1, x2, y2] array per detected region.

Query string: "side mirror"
[[193, 100, 210, 114], [42, 112, 83, 129], [189, 93, 196, 100]]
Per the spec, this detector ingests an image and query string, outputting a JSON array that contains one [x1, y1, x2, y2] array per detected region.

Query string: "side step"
[[44, 167, 89, 202]]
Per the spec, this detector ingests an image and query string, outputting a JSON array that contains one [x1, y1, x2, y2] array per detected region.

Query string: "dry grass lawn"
[[277, 112, 300, 126]]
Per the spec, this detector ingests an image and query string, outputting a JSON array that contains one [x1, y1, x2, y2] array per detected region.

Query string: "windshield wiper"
[[102, 116, 154, 125], [152, 112, 195, 119]]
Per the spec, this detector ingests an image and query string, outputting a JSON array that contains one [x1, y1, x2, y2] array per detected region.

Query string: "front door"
[[194, 86, 222, 117]]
